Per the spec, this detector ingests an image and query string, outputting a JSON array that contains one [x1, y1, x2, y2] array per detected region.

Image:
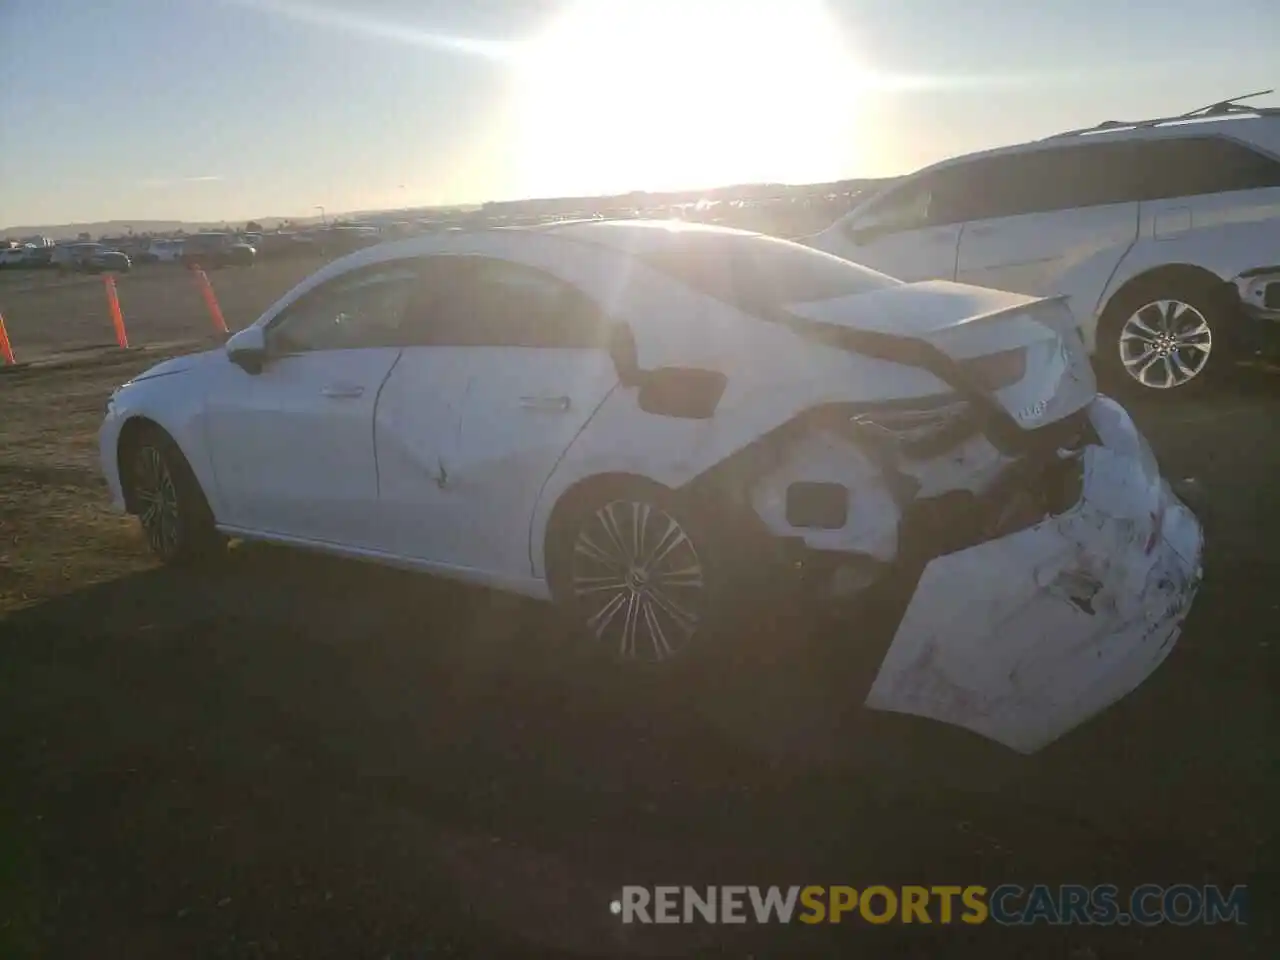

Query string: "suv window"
[[942, 142, 1141, 221], [849, 179, 934, 235], [639, 230, 898, 310], [269, 261, 421, 352], [406, 256, 607, 348], [845, 161, 1004, 236], [1128, 136, 1280, 200]]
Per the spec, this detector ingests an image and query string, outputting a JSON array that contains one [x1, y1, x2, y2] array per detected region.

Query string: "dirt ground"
[[1, 345, 1276, 958]]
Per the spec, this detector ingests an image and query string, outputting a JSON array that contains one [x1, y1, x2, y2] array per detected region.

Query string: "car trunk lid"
[[783, 280, 1097, 432]]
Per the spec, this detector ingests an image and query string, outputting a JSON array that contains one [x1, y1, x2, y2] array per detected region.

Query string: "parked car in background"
[[0, 246, 33, 268], [181, 232, 256, 268], [99, 221, 1202, 756], [244, 232, 285, 259], [51, 243, 132, 273], [93, 249, 132, 273], [21, 247, 54, 269], [101, 237, 147, 260], [138, 238, 185, 264], [322, 225, 382, 256], [52, 243, 96, 271], [807, 94, 1280, 395]]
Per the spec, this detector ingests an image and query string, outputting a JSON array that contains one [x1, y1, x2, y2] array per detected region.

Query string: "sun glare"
[[513, 0, 866, 197]]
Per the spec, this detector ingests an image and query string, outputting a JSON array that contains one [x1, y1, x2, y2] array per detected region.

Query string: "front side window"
[[847, 179, 936, 237], [845, 161, 998, 236], [268, 262, 421, 352]]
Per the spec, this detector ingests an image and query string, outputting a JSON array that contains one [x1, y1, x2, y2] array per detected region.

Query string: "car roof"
[[973, 113, 1274, 159], [531, 218, 769, 253], [869, 110, 1280, 200], [313, 219, 763, 264], [252, 219, 777, 327]]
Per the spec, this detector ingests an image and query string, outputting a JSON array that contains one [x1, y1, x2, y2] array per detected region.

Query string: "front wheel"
[[546, 479, 736, 667], [126, 429, 223, 564]]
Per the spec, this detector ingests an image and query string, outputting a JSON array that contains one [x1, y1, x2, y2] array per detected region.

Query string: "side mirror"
[[226, 325, 267, 374]]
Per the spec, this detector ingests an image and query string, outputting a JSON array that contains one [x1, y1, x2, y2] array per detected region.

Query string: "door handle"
[[519, 395, 571, 411], [321, 384, 365, 399], [966, 224, 998, 238]]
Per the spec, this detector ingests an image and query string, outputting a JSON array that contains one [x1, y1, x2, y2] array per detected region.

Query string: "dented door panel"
[[863, 396, 1203, 754]]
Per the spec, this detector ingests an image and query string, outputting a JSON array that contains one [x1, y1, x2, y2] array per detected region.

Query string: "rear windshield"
[[636, 231, 900, 313]]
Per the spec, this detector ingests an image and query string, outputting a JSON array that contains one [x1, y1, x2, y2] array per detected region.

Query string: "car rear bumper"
[[864, 395, 1204, 754], [1232, 265, 1280, 325]]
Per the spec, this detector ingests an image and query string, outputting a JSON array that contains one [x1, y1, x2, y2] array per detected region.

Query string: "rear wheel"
[[125, 427, 223, 564], [546, 478, 742, 668], [1098, 277, 1226, 395]]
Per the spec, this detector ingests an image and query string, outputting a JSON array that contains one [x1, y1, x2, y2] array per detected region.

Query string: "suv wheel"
[[1099, 277, 1227, 394]]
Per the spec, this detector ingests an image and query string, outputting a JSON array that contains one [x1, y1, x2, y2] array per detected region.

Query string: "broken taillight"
[[962, 348, 1027, 391]]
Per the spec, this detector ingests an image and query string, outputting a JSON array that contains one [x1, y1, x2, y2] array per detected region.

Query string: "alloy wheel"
[[1118, 299, 1212, 390], [569, 499, 706, 663], [135, 445, 180, 556]]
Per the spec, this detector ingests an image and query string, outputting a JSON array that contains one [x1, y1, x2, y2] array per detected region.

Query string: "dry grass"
[[0, 356, 161, 610]]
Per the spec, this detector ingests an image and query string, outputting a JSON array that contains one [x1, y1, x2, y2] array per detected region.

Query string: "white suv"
[[808, 94, 1280, 393]]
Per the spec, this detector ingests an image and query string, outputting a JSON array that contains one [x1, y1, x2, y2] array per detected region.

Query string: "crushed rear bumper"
[[863, 396, 1203, 753]]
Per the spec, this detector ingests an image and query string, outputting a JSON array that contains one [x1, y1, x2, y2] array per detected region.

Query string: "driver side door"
[[204, 260, 420, 547]]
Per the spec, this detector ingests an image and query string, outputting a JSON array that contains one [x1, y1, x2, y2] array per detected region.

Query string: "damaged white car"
[[98, 221, 1204, 754]]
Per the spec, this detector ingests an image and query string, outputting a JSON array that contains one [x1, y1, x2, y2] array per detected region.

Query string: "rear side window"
[[405, 256, 608, 348], [637, 232, 899, 311], [945, 143, 1140, 221], [1128, 136, 1280, 200], [945, 136, 1280, 221]]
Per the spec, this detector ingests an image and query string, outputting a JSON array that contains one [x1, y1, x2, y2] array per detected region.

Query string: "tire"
[[1096, 275, 1228, 396], [545, 477, 752, 668], [124, 427, 224, 565]]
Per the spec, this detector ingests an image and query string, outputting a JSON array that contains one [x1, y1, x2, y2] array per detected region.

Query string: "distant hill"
[[3, 177, 897, 241], [0, 218, 302, 241]]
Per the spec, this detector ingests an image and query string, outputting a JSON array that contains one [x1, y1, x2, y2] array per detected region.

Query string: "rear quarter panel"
[[526, 326, 950, 580], [1083, 186, 1280, 348]]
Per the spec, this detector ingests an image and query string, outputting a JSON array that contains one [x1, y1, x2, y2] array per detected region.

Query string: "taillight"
[[963, 348, 1026, 391]]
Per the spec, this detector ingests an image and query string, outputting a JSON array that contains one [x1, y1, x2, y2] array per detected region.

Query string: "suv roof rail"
[[1043, 89, 1280, 140]]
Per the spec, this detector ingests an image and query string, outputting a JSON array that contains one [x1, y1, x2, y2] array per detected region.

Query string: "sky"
[[0, 0, 1275, 228]]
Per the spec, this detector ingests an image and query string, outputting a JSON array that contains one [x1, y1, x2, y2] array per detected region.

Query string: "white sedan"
[[99, 220, 1203, 754]]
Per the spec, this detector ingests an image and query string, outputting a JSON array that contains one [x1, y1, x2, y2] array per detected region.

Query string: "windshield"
[[636, 230, 900, 313]]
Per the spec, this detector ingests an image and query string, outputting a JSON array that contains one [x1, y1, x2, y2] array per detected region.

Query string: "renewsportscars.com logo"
[[611, 884, 1249, 926]]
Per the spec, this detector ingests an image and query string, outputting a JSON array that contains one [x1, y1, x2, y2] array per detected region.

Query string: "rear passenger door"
[[374, 256, 619, 581], [954, 142, 1140, 296], [1126, 135, 1280, 238]]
